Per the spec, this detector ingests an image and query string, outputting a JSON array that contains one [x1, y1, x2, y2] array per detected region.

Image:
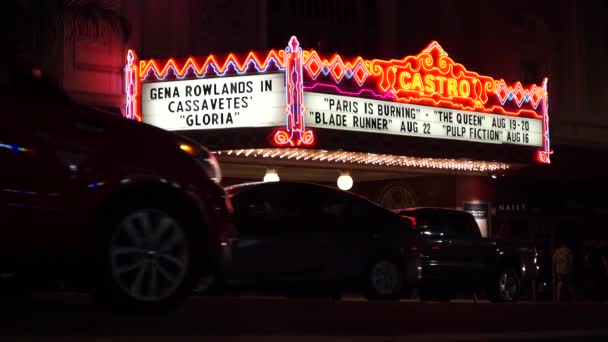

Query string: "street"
[[1, 293, 607, 341]]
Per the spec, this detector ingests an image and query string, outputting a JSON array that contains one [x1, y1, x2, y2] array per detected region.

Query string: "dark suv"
[[0, 63, 236, 311], [394, 207, 538, 302], [217, 181, 417, 300]]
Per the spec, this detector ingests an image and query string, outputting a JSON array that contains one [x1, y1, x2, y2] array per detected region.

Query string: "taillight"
[[224, 196, 234, 214], [409, 217, 417, 227], [399, 215, 417, 227]]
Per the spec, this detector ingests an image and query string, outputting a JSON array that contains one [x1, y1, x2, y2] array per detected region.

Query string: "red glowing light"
[[273, 36, 314, 147], [138, 50, 285, 80], [127, 37, 550, 163], [305, 41, 545, 119], [125, 49, 140, 121]]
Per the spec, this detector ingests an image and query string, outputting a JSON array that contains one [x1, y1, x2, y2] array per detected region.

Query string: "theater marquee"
[[125, 36, 552, 163]]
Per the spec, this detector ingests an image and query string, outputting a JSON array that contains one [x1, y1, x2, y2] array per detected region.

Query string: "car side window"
[[319, 189, 350, 229], [232, 183, 318, 235], [349, 196, 397, 233], [231, 187, 267, 235], [404, 210, 447, 235], [321, 192, 379, 233], [445, 212, 480, 238]]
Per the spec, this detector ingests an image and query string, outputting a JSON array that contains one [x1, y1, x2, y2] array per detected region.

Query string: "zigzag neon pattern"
[[126, 37, 550, 164], [138, 50, 286, 80], [304, 83, 396, 101], [495, 81, 544, 109], [309, 41, 545, 119], [304, 51, 370, 86], [134, 43, 546, 119]]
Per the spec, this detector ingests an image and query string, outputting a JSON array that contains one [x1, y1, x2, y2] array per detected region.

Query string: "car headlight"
[[179, 143, 222, 184]]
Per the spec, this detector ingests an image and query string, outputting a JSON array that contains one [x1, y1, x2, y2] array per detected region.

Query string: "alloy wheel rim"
[[371, 261, 400, 295], [109, 209, 189, 302]]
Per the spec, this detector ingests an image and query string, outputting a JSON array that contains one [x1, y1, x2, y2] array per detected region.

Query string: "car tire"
[[364, 259, 404, 300], [92, 204, 203, 313], [488, 268, 520, 303]]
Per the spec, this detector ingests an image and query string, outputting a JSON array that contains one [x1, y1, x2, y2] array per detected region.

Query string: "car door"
[[279, 183, 334, 285], [229, 183, 327, 286], [329, 195, 394, 279], [405, 209, 453, 281], [442, 211, 485, 286], [312, 188, 365, 280], [0, 75, 71, 267], [228, 185, 274, 282]]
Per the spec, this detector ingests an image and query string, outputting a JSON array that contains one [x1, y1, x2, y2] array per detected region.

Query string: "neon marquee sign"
[[273, 36, 314, 146], [125, 36, 551, 163]]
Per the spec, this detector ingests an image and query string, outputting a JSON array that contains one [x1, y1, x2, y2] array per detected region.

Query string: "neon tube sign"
[[125, 36, 551, 163], [273, 36, 314, 146]]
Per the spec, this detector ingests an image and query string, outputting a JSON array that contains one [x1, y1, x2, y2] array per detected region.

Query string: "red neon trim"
[[303, 41, 545, 119], [124, 49, 141, 121], [536, 78, 552, 164], [128, 38, 550, 161], [138, 50, 285, 79], [273, 36, 314, 147]]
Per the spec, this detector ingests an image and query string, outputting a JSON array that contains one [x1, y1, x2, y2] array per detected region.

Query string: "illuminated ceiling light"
[[217, 148, 511, 173], [491, 174, 497, 179], [337, 171, 353, 191], [263, 168, 280, 182]]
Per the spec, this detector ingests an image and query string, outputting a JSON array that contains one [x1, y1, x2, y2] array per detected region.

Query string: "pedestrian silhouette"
[[552, 240, 574, 301]]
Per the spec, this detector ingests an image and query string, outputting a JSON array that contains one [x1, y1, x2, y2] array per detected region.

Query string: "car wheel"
[[364, 259, 403, 300], [94, 206, 202, 312], [489, 269, 520, 303]]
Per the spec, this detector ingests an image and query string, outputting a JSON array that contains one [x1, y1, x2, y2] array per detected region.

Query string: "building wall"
[[124, 0, 268, 58], [354, 175, 494, 209], [53, 0, 607, 151], [62, 25, 125, 108]]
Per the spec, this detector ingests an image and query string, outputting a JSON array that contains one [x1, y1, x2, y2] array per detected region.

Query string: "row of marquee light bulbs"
[[263, 169, 353, 191]]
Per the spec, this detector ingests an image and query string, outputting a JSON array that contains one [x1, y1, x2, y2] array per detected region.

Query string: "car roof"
[[225, 181, 383, 206], [393, 207, 472, 215], [226, 181, 346, 195], [224, 181, 265, 195]]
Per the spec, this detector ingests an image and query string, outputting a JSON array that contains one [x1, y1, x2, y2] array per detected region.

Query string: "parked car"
[[207, 181, 418, 300], [393, 207, 538, 302], [0, 62, 236, 311]]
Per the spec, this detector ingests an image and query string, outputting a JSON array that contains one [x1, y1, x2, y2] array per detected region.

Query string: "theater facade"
[[124, 36, 551, 238]]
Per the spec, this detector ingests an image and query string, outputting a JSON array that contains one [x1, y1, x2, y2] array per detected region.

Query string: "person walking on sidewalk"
[[553, 240, 575, 302]]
